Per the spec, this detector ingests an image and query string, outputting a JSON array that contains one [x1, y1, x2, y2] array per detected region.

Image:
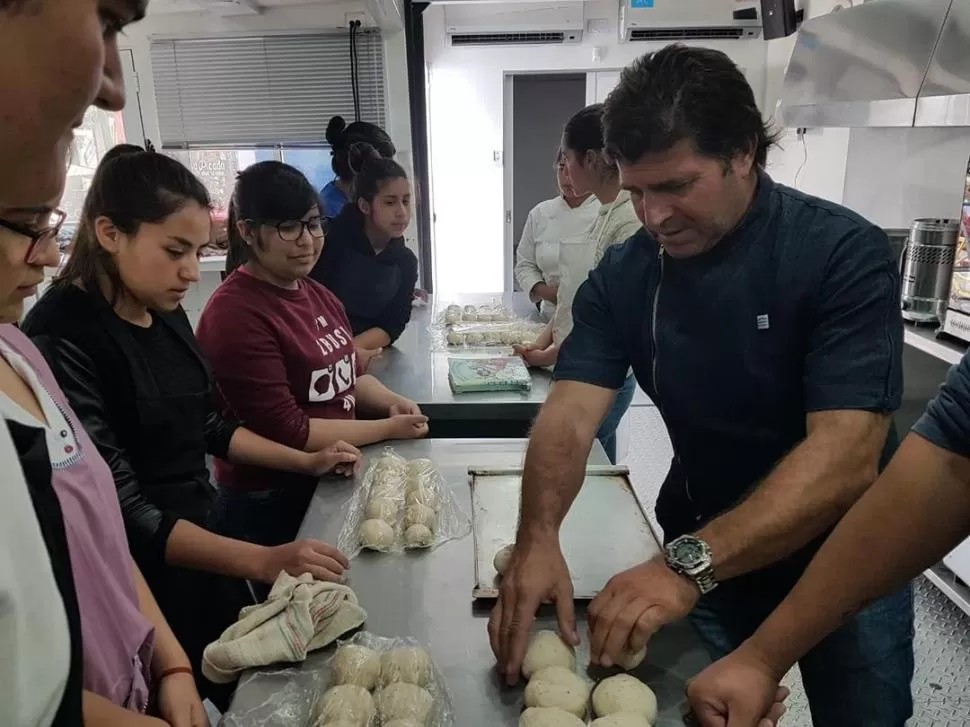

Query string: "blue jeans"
[[689, 583, 915, 727], [597, 375, 636, 463]]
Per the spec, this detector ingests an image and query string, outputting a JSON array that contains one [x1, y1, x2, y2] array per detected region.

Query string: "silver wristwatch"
[[664, 535, 718, 594]]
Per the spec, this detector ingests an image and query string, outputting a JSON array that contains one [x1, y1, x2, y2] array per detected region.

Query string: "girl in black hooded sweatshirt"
[[310, 144, 418, 351]]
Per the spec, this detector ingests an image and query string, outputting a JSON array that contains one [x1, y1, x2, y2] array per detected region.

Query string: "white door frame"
[[502, 73, 515, 294], [120, 49, 146, 147]]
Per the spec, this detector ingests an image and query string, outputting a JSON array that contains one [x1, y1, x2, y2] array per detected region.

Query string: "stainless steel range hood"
[[779, 0, 970, 128]]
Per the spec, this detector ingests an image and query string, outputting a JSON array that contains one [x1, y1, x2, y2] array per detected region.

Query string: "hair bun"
[[326, 116, 348, 147], [347, 142, 381, 175]]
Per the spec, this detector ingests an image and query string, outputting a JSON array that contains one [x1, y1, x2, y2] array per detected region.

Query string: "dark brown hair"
[[224, 161, 320, 275], [57, 150, 211, 303], [347, 142, 408, 204]]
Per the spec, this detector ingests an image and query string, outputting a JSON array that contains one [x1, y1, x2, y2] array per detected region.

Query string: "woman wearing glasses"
[[309, 144, 418, 352], [21, 150, 362, 704], [197, 161, 428, 549]]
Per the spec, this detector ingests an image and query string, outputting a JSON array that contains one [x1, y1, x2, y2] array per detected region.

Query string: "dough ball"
[[520, 330, 538, 344], [484, 330, 502, 345], [405, 484, 441, 512], [314, 684, 375, 726], [493, 307, 511, 322], [364, 497, 399, 523], [462, 306, 478, 322], [404, 502, 437, 531], [446, 330, 464, 346], [407, 458, 436, 478], [519, 707, 587, 727], [359, 519, 395, 550], [493, 544, 514, 575], [444, 311, 460, 325], [465, 332, 484, 345], [373, 468, 406, 490], [380, 646, 432, 687], [404, 524, 434, 548], [331, 644, 381, 690], [590, 713, 653, 727], [500, 329, 518, 345], [446, 304, 461, 314], [524, 665, 589, 718], [376, 683, 433, 724], [522, 630, 576, 679], [619, 646, 646, 671], [591, 675, 657, 722], [463, 305, 477, 314]]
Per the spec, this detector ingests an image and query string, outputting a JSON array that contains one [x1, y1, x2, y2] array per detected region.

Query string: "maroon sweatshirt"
[[196, 268, 362, 491]]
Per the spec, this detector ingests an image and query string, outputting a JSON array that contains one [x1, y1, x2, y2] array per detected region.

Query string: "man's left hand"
[[588, 556, 700, 667], [390, 399, 422, 417]]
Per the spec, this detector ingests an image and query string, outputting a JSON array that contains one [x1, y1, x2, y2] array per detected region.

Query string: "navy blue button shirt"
[[913, 351, 970, 456], [556, 173, 902, 587]]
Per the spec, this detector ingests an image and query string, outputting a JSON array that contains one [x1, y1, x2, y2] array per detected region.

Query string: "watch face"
[[669, 537, 707, 568]]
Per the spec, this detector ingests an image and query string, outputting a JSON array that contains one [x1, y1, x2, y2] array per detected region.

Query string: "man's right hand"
[[388, 413, 430, 440], [256, 539, 350, 584], [686, 642, 789, 727], [488, 536, 579, 685]]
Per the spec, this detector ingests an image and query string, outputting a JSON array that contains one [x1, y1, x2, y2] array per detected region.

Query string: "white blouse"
[[0, 340, 72, 727], [514, 195, 599, 321], [553, 191, 643, 346]]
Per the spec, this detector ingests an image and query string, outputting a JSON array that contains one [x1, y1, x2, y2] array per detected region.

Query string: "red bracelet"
[[159, 666, 193, 681]]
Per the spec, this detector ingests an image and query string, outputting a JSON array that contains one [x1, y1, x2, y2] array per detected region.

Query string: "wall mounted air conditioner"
[[620, 0, 762, 42], [445, 2, 584, 46]]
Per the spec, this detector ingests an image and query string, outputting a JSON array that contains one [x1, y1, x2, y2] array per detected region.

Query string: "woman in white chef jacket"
[[514, 149, 599, 322]]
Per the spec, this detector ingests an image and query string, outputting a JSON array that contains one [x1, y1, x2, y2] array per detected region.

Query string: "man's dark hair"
[[603, 44, 779, 169]]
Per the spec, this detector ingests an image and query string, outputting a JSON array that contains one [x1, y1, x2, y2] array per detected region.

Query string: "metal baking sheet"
[[469, 465, 663, 599]]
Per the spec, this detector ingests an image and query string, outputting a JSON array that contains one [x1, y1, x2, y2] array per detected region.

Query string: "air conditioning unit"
[[620, 0, 762, 42], [445, 2, 584, 46]]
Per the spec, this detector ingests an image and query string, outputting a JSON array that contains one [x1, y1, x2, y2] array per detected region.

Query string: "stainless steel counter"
[[370, 294, 553, 424], [226, 438, 709, 726]]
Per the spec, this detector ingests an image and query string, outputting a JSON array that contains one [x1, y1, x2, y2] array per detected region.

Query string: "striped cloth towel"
[[202, 571, 367, 683]]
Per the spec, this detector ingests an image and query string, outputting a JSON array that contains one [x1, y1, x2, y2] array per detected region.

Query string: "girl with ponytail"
[[320, 115, 396, 218]]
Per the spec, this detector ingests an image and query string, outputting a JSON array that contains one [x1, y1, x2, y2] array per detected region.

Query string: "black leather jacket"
[[21, 284, 240, 576]]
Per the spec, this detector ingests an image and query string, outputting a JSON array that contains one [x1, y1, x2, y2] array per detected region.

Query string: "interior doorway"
[[503, 72, 587, 291]]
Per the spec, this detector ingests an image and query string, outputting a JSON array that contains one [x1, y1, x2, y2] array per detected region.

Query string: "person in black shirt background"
[[311, 143, 419, 355]]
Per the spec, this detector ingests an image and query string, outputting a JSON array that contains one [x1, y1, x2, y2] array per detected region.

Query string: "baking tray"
[[469, 465, 663, 599]]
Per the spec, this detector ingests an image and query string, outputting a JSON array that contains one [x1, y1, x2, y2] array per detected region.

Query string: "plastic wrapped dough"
[[405, 484, 441, 512], [462, 305, 478, 322], [404, 503, 437, 531], [404, 524, 434, 548], [364, 497, 399, 523], [359, 519, 394, 550], [446, 331, 464, 346], [493, 544, 514, 575], [312, 684, 375, 727], [464, 332, 484, 346], [330, 644, 381, 690], [380, 646, 432, 687], [483, 331, 502, 346], [377, 683, 433, 725], [407, 459, 437, 478]]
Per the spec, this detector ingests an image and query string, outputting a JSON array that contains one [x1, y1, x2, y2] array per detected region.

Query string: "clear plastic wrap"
[[337, 447, 471, 558], [438, 321, 543, 350], [219, 631, 457, 727]]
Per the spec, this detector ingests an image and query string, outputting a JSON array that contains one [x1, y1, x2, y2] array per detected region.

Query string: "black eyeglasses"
[[0, 208, 66, 264], [251, 217, 326, 242]]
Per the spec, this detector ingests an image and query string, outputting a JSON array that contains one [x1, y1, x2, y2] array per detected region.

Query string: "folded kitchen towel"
[[202, 572, 367, 684]]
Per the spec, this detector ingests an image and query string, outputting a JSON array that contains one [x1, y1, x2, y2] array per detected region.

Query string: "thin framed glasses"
[[0, 208, 66, 264], [252, 217, 325, 242]]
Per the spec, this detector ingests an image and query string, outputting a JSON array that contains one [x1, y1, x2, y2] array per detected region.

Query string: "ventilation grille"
[[450, 31, 568, 46], [629, 26, 752, 41]]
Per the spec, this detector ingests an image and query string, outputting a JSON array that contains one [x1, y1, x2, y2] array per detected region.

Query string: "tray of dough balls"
[[518, 630, 660, 727], [336, 448, 471, 558], [439, 302, 515, 326], [469, 466, 662, 600]]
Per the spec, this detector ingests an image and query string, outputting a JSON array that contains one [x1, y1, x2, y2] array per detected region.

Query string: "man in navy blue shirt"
[[688, 350, 970, 724], [489, 45, 913, 726]]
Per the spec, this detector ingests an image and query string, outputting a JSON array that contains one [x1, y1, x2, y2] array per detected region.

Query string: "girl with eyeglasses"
[[21, 150, 361, 706], [197, 161, 428, 550], [309, 144, 419, 354]]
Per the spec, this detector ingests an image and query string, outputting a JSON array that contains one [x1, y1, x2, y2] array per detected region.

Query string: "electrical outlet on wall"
[[345, 11, 368, 26]]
